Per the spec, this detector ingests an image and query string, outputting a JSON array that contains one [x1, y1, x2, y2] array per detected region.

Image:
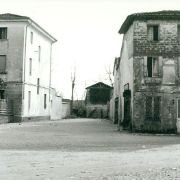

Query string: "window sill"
[[0, 72, 7, 75], [147, 40, 159, 42], [144, 77, 162, 84], [0, 39, 8, 41], [144, 119, 161, 122]]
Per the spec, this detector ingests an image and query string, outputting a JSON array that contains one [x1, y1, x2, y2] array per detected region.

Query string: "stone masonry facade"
[[116, 11, 180, 133], [133, 20, 180, 132]]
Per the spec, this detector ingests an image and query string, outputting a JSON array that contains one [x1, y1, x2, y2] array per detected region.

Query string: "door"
[[123, 90, 131, 129], [114, 97, 119, 124], [177, 99, 180, 133]]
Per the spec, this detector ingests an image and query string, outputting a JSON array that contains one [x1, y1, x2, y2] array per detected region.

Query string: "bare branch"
[[104, 64, 113, 87]]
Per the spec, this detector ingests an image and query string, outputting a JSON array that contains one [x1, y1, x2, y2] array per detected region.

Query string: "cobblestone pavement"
[[0, 118, 180, 179]]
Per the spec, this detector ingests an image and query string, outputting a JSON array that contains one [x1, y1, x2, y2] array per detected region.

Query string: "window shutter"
[[153, 57, 158, 77], [178, 25, 180, 41], [0, 56, 6, 73], [154, 96, 161, 121], [147, 26, 153, 41], [145, 96, 153, 121], [158, 56, 163, 77], [143, 57, 148, 77]]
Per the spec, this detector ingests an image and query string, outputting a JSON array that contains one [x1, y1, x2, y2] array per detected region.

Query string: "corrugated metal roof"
[[119, 10, 180, 34]]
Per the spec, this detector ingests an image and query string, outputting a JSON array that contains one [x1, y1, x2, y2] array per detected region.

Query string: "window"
[[0, 28, 7, 39], [0, 90, 5, 99], [28, 91, 31, 110], [147, 57, 159, 77], [0, 55, 6, 73], [37, 78, 40, 94], [178, 99, 180, 118], [29, 58, 32, 75], [38, 46, 41, 61], [178, 25, 180, 41], [44, 94, 47, 109], [30, 32, 33, 44], [145, 96, 161, 121], [147, 25, 159, 41]]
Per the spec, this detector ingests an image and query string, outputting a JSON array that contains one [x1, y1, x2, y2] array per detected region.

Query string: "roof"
[[119, 10, 180, 34], [0, 13, 57, 42], [0, 13, 29, 20], [86, 82, 113, 89]]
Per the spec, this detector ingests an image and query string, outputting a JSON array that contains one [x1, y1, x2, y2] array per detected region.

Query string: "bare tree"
[[105, 64, 113, 87]]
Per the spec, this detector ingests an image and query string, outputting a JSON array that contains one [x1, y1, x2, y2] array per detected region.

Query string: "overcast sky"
[[1, 0, 180, 99]]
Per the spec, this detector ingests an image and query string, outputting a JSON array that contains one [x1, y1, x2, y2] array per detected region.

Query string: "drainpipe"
[[21, 21, 31, 120], [49, 42, 53, 119]]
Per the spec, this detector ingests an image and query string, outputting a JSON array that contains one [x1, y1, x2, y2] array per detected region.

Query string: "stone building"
[[113, 10, 180, 133], [85, 82, 112, 118], [0, 13, 56, 122]]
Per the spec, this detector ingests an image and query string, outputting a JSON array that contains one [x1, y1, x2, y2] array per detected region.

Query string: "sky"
[[1, 0, 180, 99]]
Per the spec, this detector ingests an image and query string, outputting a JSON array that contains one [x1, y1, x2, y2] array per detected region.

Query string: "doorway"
[[123, 90, 131, 129], [114, 97, 119, 124], [177, 99, 180, 133]]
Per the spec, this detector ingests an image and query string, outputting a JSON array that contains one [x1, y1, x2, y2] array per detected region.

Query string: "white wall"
[[119, 26, 134, 122], [23, 84, 50, 117], [51, 95, 62, 120], [22, 24, 53, 117], [62, 102, 70, 119]]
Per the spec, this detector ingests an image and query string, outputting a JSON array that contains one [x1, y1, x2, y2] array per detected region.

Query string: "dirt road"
[[0, 118, 180, 179]]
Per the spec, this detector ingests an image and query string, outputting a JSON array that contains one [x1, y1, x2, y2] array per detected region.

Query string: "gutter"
[[49, 42, 53, 119], [21, 21, 31, 117]]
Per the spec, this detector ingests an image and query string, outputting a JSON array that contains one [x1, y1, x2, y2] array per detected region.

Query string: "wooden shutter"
[[158, 56, 163, 77], [178, 25, 180, 41], [153, 57, 158, 77], [145, 96, 153, 121], [0, 56, 6, 73], [147, 26, 153, 41], [143, 57, 148, 77], [154, 96, 161, 121]]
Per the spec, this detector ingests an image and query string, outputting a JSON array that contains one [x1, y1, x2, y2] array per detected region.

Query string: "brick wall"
[[132, 20, 180, 132], [134, 20, 180, 56]]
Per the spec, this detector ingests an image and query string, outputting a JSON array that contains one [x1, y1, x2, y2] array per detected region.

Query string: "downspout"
[[131, 22, 135, 133], [21, 21, 31, 119], [49, 42, 53, 119]]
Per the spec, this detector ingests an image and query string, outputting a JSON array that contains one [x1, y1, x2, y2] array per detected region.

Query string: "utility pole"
[[70, 69, 76, 115]]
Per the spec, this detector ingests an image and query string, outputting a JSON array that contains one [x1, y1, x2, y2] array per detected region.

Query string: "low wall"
[[86, 104, 108, 118], [51, 95, 62, 120], [62, 102, 70, 119]]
